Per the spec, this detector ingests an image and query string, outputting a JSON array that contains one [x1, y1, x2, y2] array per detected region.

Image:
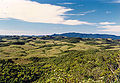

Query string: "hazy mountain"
[[52, 32, 120, 39]]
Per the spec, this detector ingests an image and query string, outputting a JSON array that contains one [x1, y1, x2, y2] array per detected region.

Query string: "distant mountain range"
[[52, 32, 120, 39]]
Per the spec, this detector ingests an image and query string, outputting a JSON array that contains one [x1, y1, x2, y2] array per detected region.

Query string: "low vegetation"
[[0, 36, 120, 83]]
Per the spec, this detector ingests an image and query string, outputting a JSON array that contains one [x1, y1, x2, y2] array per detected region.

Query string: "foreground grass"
[[1, 50, 120, 83]]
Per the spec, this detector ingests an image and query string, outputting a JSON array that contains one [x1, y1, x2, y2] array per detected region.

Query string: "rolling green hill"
[[0, 36, 120, 83]]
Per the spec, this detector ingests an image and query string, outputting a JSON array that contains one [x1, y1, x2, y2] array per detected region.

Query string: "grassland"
[[0, 36, 120, 83], [0, 37, 100, 60]]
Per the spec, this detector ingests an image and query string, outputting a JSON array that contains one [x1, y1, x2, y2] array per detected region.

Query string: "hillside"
[[0, 36, 120, 82], [52, 32, 120, 39]]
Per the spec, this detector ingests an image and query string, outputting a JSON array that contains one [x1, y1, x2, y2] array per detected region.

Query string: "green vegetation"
[[0, 36, 120, 83]]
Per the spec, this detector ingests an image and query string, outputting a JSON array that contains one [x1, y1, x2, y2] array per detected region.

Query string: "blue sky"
[[0, 0, 120, 35]]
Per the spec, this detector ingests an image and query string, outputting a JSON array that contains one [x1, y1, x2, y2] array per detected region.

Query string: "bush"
[[12, 41, 25, 45]]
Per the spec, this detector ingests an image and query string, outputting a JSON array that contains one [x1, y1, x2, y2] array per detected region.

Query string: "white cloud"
[[81, 10, 96, 14], [0, 0, 94, 25], [64, 14, 85, 16], [64, 10, 96, 16], [0, 29, 50, 35], [58, 3, 75, 5], [98, 22, 120, 32], [62, 20, 95, 25], [0, 0, 70, 24], [99, 25, 120, 32], [111, 0, 120, 3], [99, 22, 116, 25]]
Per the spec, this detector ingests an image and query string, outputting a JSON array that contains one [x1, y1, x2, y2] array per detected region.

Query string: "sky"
[[0, 0, 120, 35]]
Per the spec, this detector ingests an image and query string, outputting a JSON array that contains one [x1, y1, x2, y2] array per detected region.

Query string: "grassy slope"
[[0, 39, 98, 60]]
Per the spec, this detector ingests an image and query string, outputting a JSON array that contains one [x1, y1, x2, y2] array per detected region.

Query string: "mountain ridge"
[[51, 32, 120, 39]]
